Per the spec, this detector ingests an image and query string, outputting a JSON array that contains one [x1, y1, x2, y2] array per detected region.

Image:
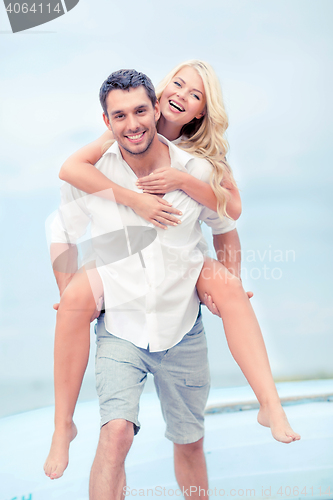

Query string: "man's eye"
[[116, 114, 124, 119]]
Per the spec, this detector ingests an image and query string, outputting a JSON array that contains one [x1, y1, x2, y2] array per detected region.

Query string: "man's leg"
[[174, 437, 208, 498], [152, 312, 210, 496], [91, 319, 148, 499], [89, 419, 134, 500]]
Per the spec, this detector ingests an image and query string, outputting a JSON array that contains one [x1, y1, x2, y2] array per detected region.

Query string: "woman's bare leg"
[[197, 258, 300, 443], [44, 266, 103, 479]]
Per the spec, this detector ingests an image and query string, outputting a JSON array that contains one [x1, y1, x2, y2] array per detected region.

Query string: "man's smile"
[[125, 131, 146, 143]]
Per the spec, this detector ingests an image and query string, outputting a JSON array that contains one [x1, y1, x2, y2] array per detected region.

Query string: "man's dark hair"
[[99, 69, 157, 117]]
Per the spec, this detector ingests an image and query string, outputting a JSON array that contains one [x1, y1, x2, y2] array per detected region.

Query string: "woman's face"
[[159, 66, 206, 129]]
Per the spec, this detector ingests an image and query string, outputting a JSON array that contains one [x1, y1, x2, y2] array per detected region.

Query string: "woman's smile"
[[168, 99, 185, 113], [159, 66, 206, 130]]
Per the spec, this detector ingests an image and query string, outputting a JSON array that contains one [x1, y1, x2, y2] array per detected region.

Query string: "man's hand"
[[131, 192, 182, 229], [89, 296, 104, 322], [213, 230, 241, 278], [202, 293, 221, 317], [136, 168, 183, 194], [202, 290, 254, 318]]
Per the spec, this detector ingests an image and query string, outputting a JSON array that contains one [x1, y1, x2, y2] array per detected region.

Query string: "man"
[[51, 69, 241, 499]]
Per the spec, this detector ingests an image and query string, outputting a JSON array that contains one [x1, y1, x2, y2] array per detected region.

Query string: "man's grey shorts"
[[94, 311, 210, 445]]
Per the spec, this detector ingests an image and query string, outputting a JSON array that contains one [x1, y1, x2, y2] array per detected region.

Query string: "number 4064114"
[[6, 3, 62, 14]]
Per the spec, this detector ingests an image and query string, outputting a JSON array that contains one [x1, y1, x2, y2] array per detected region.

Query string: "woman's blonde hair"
[[155, 59, 235, 219]]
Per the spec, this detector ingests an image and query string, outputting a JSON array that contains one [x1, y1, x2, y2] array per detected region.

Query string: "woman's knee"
[[59, 278, 95, 314], [198, 261, 243, 300]]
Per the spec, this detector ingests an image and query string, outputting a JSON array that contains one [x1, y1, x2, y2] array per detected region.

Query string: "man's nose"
[[126, 114, 140, 132]]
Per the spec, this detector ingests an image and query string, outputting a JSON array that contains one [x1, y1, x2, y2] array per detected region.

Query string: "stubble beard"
[[121, 129, 156, 157]]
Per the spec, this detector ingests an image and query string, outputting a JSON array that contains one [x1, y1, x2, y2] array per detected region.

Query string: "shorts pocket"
[[96, 340, 143, 367], [185, 366, 210, 387], [186, 323, 204, 339]]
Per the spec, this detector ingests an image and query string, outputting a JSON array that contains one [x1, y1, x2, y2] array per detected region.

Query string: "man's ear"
[[103, 112, 112, 131], [154, 100, 161, 123]]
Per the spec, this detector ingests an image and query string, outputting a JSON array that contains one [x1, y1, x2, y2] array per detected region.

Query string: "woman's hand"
[[131, 192, 182, 229], [136, 168, 184, 194]]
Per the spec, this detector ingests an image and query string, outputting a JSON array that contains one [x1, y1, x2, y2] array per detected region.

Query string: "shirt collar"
[[104, 133, 195, 173], [157, 134, 194, 172], [105, 140, 125, 163]]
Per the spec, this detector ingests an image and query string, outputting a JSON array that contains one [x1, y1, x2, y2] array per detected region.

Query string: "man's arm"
[[213, 228, 241, 278], [48, 183, 90, 298], [203, 229, 253, 317]]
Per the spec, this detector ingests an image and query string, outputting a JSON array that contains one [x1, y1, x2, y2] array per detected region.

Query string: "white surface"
[[1, 381, 332, 500], [206, 379, 333, 411]]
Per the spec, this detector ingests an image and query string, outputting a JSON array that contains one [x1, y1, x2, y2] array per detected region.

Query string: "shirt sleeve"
[[50, 183, 91, 244], [186, 157, 237, 235], [199, 206, 237, 234]]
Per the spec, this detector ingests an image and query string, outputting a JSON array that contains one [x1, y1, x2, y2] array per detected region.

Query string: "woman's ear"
[[195, 107, 206, 120]]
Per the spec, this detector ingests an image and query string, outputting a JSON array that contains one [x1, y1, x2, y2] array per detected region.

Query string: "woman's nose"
[[176, 89, 186, 100]]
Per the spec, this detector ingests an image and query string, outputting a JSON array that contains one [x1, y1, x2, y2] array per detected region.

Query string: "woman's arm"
[[136, 168, 242, 220], [59, 132, 182, 229], [60, 130, 113, 183], [221, 175, 242, 220]]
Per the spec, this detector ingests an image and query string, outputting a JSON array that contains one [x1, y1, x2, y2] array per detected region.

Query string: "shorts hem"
[[165, 429, 204, 445], [100, 413, 140, 434]]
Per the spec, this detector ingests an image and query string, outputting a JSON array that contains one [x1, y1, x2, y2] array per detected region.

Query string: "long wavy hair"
[[155, 60, 236, 219]]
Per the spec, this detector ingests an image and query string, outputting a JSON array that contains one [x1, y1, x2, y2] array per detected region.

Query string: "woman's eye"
[[192, 94, 200, 100], [173, 81, 181, 87]]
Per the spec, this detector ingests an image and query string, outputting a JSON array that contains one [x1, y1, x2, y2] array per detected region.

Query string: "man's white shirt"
[[51, 135, 236, 351]]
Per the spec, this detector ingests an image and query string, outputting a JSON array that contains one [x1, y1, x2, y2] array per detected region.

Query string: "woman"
[[44, 61, 300, 480]]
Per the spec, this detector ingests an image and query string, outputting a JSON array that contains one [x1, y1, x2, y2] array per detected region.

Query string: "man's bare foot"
[[44, 421, 78, 479], [257, 403, 301, 443]]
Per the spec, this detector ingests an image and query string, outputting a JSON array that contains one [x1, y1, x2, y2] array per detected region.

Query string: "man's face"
[[103, 86, 160, 156]]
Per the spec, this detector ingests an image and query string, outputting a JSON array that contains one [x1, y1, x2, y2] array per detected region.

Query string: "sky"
[[0, 0, 332, 417]]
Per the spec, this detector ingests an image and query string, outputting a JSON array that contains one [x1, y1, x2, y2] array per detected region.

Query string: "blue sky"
[[0, 0, 332, 415], [1, 1, 333, 192]]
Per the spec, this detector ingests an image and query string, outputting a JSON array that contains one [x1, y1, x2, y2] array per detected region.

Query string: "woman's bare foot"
[[257, 403, 301, 443], [44, 421, 78, 479]]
